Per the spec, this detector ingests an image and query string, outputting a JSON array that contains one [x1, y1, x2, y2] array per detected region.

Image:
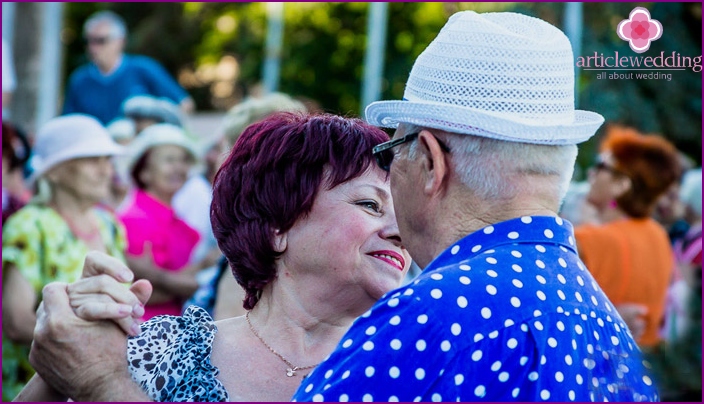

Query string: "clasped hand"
[[28, 251, 153, 401]]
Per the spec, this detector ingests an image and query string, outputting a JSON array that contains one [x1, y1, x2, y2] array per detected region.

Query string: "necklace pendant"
[[286, 368, 296, 377]]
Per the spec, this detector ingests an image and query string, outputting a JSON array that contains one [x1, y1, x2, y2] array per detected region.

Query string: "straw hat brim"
[[365, 100, 605, 145]]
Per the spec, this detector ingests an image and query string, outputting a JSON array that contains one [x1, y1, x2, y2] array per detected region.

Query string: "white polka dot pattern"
[[292, 217, 659, 402]]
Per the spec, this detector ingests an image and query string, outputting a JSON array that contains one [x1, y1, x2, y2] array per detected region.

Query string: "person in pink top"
[[120, 123, 219, 319]]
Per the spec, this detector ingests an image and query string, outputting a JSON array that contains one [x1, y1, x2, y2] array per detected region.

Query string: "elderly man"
[[62, 11, 194, 125], [24, 10, 658, 402], [292, 11, 656, 402]]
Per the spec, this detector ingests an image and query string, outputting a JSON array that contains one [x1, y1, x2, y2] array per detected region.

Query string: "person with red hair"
[[575, 125, 681, 350]]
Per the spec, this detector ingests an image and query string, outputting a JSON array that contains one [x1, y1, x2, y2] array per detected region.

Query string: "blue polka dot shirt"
[[293, 216, 659, 402]]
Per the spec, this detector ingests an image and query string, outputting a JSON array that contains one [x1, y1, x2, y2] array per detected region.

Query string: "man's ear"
[[417, 130, 449, 196], [272, 228, 288, 253]]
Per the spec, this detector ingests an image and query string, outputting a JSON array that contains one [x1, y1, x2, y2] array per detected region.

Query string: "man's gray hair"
[[84, 11, 127, 39], [403, 124, 577, 204]]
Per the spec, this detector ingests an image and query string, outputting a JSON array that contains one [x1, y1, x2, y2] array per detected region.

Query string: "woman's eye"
[[358, 200, 381, 213]]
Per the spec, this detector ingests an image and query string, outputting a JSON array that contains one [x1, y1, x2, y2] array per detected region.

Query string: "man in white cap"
[[24, 10, 658, 402]]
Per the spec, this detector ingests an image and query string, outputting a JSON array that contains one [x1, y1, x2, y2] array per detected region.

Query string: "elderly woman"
[[18, 112, 411, 402], [2, 114, 125, 401], [575, 125, 681, 349], [118, 123, 218, 320]]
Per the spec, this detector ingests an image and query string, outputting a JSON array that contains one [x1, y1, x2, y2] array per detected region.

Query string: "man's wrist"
[[76, 370, 149, 402]]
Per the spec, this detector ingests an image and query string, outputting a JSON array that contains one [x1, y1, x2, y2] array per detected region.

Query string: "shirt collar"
[[90, 55, 124, 78], [426, 216, 577, 270]]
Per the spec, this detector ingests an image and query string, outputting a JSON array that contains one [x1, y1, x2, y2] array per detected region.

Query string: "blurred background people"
[[2, 114, 125, 401], [647, 167, 701, 401], [661, 167, 702, 342], [2, 121, 31, 224], [653, 152, 697, 245], [121, 94, 185, 134], [574, 125, 681, 350], [119, 123, 217, 320], [105, 94, 188, 211], [62, 11, 194, 125]]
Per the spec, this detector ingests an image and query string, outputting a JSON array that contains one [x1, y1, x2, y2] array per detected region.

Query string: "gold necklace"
[[246, 311, 320, 377]]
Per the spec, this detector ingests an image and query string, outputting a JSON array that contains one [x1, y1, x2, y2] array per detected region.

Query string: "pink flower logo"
[[617, 7, 663, 53]]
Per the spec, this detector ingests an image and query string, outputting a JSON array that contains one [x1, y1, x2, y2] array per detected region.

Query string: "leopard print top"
[[127, 305, 229, 402]]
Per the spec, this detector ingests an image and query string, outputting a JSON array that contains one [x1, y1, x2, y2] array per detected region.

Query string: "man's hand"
[[29, 282, 150, 402]]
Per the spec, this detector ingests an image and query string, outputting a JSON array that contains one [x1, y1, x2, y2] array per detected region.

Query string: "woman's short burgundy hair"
[[601, 125, 681, 218], [211, 112, 389, 309]]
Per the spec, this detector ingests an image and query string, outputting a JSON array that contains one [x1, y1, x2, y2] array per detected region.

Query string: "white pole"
[[564, 2, 583, 108], [361, 2, 388, 116], [262, 2, 284, 94], [36, 2, 64, 128], [2, 2, 16, 44]]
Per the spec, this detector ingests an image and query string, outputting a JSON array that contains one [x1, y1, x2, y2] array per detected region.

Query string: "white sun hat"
[[365, 11, 605, 145], [126, 123, 197, 172], [28, 114, 124, 183]]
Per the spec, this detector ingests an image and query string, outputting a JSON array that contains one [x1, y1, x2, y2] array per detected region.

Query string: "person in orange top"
[[575, 125, 681, 349]]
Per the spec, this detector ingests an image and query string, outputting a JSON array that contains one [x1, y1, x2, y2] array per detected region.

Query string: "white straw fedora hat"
[[28, 114, 124, 183], [126, 123, 197, 172], [365, 11, 605, 145]]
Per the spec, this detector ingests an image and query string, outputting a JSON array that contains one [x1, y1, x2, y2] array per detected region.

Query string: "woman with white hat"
[[2, 114, 126, 400], [118, 123, 218, 320]]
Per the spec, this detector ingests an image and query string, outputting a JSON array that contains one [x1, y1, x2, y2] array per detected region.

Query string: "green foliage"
[[62, 2, 701, 167], [577, 2, 703, 170]]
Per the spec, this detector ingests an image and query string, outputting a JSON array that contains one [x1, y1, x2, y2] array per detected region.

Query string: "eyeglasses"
[[592, 161, 626, 177], [372, 132, 450, 172], [84, 36, 113, 46]]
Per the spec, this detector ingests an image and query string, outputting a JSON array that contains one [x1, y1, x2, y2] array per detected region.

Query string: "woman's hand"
[[67, 251, 153, 336]]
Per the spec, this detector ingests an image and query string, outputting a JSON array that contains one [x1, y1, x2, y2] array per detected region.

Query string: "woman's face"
[[280, 166, 412, 306], [586, 152, 627, 209], [139, 144, 192, 198], [48, 156, 114, 203]]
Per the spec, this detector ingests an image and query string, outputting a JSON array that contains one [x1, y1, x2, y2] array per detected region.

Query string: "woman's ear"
[[612, 175, 632, 199], [272, 228, 288, 253]]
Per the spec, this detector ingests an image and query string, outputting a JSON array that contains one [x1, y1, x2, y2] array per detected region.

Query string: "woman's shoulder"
[[128, 305, 229, 402], [5, 204, 57, 222], [3, 204, 65, 240]]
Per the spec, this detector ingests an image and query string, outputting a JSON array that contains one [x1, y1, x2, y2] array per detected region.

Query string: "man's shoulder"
[[124, 54, 163, 70], [67, 63, 94, 83]]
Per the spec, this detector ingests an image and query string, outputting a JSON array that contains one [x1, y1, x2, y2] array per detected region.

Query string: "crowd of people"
[[2, 8, 701, 403]]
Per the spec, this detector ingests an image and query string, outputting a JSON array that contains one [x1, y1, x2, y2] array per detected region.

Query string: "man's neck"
[[96, 54, 123, 75], [412, 188, 559, 268]]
